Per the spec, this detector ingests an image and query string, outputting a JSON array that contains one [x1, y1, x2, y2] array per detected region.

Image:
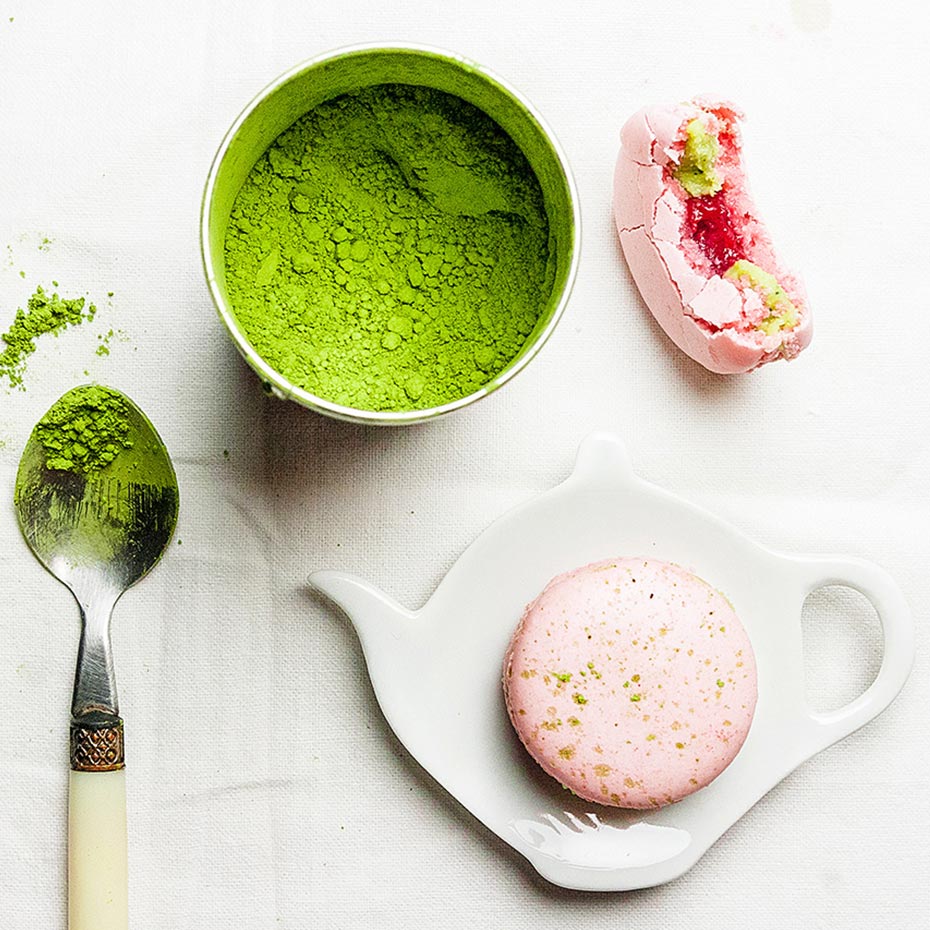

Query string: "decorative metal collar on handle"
[[70, 717, 124, 772]]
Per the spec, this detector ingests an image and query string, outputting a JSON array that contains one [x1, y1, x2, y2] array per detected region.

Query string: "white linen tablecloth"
[[1, 1, 927, 926]]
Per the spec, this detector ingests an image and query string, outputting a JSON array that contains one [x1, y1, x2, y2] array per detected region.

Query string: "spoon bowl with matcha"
[[14, 384, 178, 930]]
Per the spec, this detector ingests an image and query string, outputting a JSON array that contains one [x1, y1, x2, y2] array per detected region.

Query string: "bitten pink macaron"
[[503, 558, 757, 809], [613, 98, 812, 373]]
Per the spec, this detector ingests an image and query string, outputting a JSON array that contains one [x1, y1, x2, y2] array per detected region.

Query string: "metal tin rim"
[[200, 42, 581, 425]]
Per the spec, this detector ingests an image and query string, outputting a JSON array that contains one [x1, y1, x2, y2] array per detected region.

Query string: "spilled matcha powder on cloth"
[[224, 84, 553, 411], [1, 285, 97, 389]]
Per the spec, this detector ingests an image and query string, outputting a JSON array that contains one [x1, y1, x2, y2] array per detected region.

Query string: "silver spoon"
[[14, 385, 178, 930]]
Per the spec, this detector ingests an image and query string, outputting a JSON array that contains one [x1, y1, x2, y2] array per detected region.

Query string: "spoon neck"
[[71, 597, 120, 722]]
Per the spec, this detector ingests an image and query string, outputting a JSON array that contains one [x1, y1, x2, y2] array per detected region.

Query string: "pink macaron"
[[613, 98, 812, 373], [503, 558, 757, 809]]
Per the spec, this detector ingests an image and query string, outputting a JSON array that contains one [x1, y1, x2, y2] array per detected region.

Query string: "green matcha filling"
[[724, 260, 799, 335], [673, 118, 722, 197]]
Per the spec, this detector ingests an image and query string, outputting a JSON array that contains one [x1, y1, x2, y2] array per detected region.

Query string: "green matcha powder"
[[224, 84, 554, 411], [0, 286, 97, 389], [35, 386, 133, 475]]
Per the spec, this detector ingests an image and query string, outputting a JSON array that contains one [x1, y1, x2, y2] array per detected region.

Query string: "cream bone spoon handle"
[[69, 587, 127, 930]]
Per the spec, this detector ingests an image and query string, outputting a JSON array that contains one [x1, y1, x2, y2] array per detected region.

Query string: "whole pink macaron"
[[503, 558, 757, 809]]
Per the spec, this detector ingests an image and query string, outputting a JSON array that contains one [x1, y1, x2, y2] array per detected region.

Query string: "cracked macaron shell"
[[502, 558, 758, 809], [613, 98, 812, 374]]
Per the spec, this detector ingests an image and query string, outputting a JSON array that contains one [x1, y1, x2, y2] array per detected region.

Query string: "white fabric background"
[[1, 0, 927, 926]]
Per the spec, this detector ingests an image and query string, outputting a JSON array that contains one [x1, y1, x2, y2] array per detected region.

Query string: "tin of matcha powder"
[[223, 83, 553, 411]]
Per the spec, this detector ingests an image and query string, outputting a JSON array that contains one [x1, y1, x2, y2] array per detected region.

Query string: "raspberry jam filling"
[[684, 190, 747, 276]]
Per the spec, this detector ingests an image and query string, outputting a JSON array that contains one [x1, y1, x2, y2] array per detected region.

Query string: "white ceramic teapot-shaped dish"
[[310, 433, 913, 891]]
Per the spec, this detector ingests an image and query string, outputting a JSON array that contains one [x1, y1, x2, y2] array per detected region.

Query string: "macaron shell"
[[503, 558, 758, 809]]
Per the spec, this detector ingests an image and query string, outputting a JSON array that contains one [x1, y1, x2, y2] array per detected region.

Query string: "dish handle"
[[791, 556, 913, 752]]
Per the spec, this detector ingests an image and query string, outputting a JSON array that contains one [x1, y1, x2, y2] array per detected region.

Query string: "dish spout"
[[309, 571, 414, 646]]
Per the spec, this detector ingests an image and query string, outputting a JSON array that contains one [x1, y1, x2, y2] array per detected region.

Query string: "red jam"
[[684, 190, 746, 276]]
